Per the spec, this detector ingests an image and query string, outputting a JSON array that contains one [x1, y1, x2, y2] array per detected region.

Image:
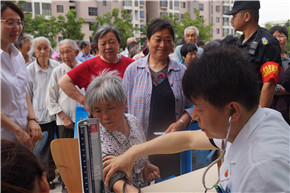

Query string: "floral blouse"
[[100, 113, 148, 192]]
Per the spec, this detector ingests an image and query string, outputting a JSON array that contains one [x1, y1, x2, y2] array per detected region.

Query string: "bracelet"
[[28, 117, 38, 123], [179, 119, 185, 127]]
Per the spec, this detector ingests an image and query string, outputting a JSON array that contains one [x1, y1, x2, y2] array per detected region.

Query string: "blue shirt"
[[76, 51, 94, 62]]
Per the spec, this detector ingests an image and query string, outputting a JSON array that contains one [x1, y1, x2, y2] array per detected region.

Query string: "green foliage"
[[140, 9, 212, 46], [58, 9, 85, 40], [24, 14, 60, 47], [90, 8, 138, 49]]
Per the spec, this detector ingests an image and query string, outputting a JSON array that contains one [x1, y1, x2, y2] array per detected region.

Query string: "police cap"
[[224, 0, 260, 15]]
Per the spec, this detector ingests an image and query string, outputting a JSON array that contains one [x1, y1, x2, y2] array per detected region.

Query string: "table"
[[142, 164, 218, 193]]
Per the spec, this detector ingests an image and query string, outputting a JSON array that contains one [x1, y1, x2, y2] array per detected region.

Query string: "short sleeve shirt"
[[67, 55, 134, 90]]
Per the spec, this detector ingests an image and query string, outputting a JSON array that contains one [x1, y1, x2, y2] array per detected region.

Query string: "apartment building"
[[22, 0, 234, 42]]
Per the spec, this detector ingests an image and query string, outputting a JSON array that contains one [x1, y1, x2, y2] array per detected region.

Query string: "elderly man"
[[225, 0, 281, 108], [173, 26, 203, 64], [120, 37, 137, 57], [46, 39, 82, 139], [76, 40, 94, 62]]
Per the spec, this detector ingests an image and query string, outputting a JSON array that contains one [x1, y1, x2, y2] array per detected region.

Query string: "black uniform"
[[237, 26, 281, 89]]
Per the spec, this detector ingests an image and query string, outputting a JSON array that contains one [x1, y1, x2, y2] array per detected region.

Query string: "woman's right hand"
[[15, 126, 33, 148]]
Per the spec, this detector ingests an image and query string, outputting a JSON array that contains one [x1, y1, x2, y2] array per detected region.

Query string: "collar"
[[34, 59, 53, 72], [137, 54, 182, 72], [225, 106, 262, 163], [238, 26, 261, 46]]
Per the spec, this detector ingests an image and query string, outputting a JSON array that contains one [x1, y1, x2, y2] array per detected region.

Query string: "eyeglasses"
[[1, 20, 24, 27]]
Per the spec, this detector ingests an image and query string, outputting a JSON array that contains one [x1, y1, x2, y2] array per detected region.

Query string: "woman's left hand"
[[143, 161, 160, 182], [165, 120, 184, 133], [27, 121, 42, 143]]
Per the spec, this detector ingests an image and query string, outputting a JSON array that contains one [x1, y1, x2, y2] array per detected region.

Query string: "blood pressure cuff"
[[260, 61, 281, 84], [109, 171, 141, 193]]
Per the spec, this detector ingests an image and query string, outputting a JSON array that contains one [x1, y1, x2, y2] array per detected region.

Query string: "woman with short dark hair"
[[59, 24, 134, 113], [121, 19, 193, 179]]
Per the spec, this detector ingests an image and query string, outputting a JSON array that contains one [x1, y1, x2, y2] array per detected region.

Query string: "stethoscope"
[[202, 116, 232, 193]]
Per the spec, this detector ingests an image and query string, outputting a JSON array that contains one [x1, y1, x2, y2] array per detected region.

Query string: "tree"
[[90, 8, 138, 49], [24, 13, 60, 47], [58, 9, 85, 40], [141, 9, 212, 46]]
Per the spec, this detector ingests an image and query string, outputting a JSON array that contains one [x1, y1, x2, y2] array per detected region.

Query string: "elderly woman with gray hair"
[[46, 39, 82, 139], [86, 71, 160, 193], [14, 33, 34, 65], [59, 24, 134, 113], [26, 36, 60, 189]]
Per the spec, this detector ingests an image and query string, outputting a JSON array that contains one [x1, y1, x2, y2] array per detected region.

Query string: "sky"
[[259, 0, 290, 26]]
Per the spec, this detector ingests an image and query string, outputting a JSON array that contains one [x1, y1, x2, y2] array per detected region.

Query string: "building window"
[[216, 28, 220, 34], [181, 14, 185, 19], [140, 0, 144, 6], [181, 2, 186, 8], [169, 1, 173, 9], [69, 6, 75, 10], [160, 12, 168, 16], [57, 5, 64, 13], [113, 0, 118, 2], [140, 24, 144, 29], [135, 0, 138, 6], [42, 3, 52, 16], [223, 17, 229, 25], [199, 4, 204, 11], [103, 0, 107, 6], [89, 22, 94, 31], [200, 15, 204, 19], [174, 1, 179, 10], [223, 6, 230, 13], [34, 3, 40, 15], [123, 0, 132, 6], [223, 28, 229, 37], [216, 17, 220, 23], [140, 11, 144, 19], [22, 2, 32, 12], [216, 5, 220, 12], [88, 7, 98, 16], [160, 1, 167, 8]]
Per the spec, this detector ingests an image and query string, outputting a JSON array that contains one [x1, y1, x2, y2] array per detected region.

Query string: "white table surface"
[[142, 164, 219, 193]]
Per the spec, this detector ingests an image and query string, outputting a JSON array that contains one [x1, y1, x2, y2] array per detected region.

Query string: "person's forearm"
[[58, 74, 85, 106], [130, 130, 215, 160], [1, 112, 23, 133], [26, 91, 37, 119], [259, 80, 276, 107]]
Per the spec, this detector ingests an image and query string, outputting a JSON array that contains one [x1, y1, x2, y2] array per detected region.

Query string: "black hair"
[[127, 41, 138, 51], [220, 35, 238, 47], [147, 19, 174, 41], [269, 25, 288, 40], [1, 1, 24, 21], [196, 40, 205, 47], [80, 40, 90, 49], [1, 140, 45, 193], [204, 40, 221, 53], [180, 43, 197, 58], [182, 46, 259, 110]]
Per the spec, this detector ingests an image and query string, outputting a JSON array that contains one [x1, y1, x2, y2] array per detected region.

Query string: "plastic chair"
[[50, 138, 82, 192], [74, 106, 89, 138]]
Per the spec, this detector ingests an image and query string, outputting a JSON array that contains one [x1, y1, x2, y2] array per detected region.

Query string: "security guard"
[[225, 0, 282, 108]]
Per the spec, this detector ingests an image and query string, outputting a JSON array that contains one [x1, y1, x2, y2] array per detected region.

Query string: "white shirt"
[[27, 59, 59, 124], [1, 44, 30, 141], [46, 62, 82, 126], [214, 107, 290, 192]]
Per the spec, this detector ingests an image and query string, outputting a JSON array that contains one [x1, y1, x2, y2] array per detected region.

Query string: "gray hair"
[[28, 36, 53, 58], [85, 70, 127, 113], [184, 26, 199, 36], [14, 33, 33, 48], [56, 39, 79, 55], [93, 24, 121, 46]]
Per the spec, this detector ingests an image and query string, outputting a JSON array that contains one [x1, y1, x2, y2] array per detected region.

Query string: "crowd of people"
[[1, 1, 289, 193]]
